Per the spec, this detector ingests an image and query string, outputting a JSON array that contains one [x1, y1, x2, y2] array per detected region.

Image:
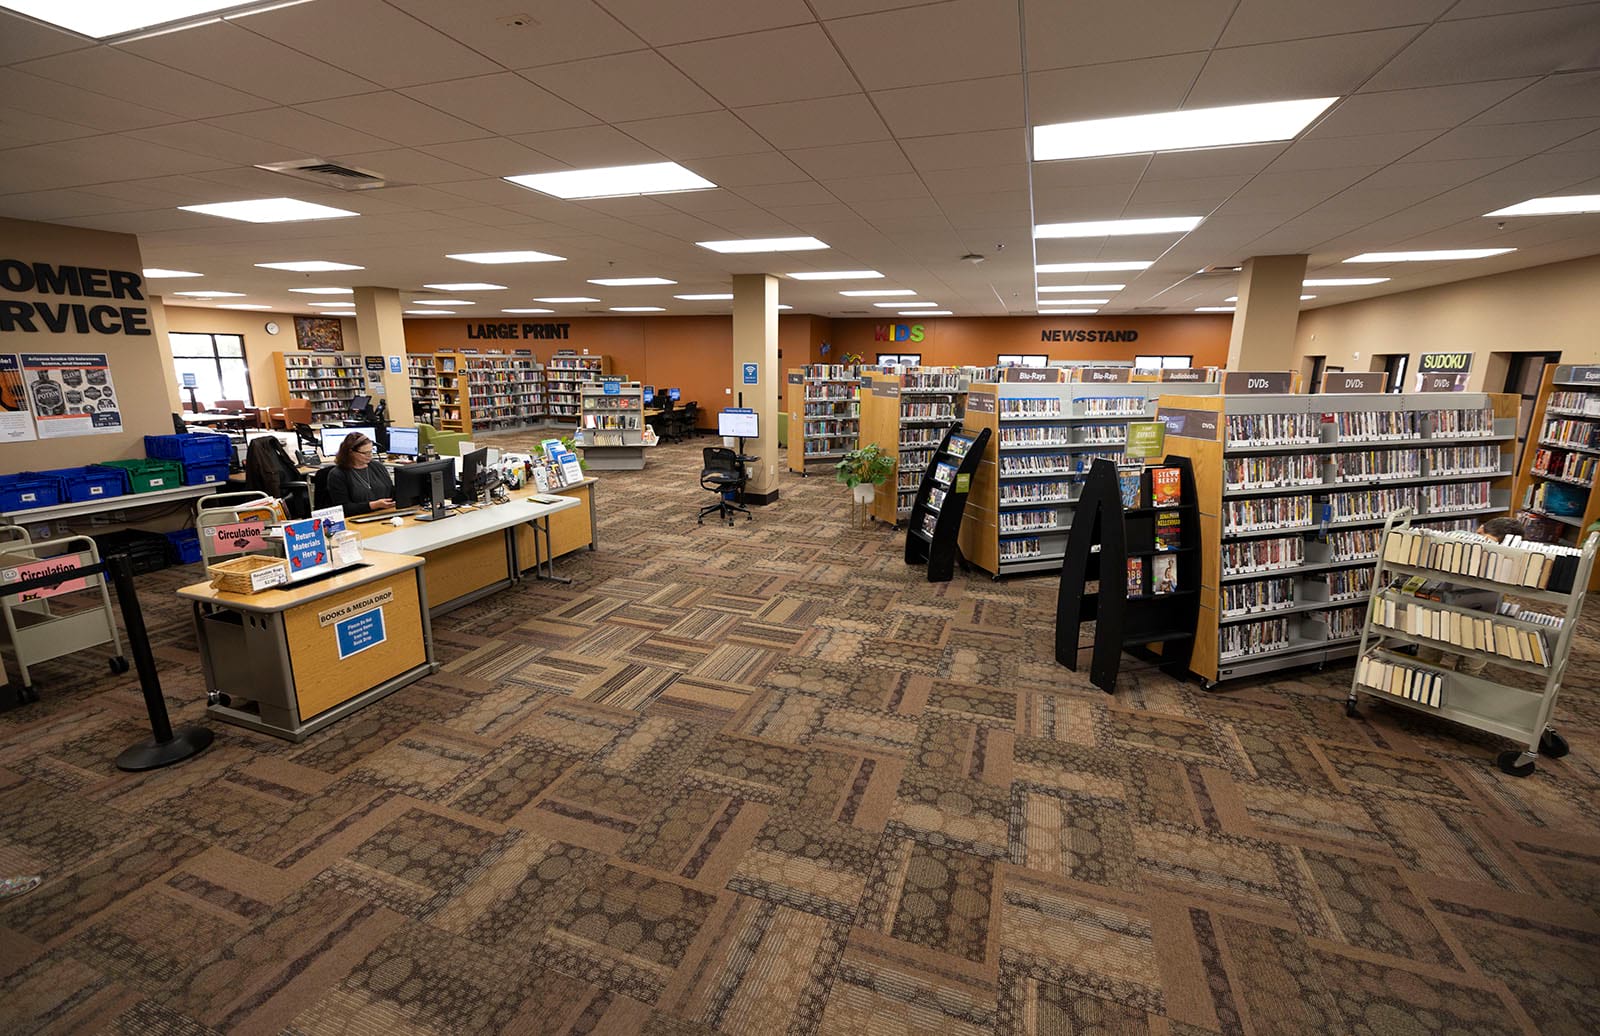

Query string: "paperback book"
[[1154, 509, 1182, 551], [1151, 554, 1178, 594], [1126, 557, 1145, 598]]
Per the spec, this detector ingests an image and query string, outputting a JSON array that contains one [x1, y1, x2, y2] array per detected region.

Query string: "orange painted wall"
[[826, 315, 1232, 367]]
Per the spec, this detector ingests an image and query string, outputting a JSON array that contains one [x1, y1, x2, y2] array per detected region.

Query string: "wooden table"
[[177, 550, 434, 742]]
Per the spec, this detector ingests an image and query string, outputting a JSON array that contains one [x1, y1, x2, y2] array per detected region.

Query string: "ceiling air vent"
[[255, 159, 389, 191]]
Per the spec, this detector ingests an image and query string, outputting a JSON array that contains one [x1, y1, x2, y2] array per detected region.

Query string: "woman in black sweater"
[[326, 432, 395, 517]]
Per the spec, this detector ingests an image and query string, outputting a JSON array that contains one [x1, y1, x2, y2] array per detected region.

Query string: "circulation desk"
[[177, 550, 435, 742]]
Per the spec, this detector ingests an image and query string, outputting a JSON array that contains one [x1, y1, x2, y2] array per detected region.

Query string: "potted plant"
[[836, 444, 895, 505]]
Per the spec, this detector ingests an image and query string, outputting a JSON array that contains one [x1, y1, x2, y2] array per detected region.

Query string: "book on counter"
[[1151, 554, 1178, 594], [1154, 509, 1182, 551], [1150, 466, 1182, 506], [1126, 557, 1145, 597]]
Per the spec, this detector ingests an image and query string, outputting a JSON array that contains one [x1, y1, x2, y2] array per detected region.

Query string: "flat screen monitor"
[[393, 457, 456, 516], [642, 385, 655, 404], [456, 447, 490, 503], [668, 387, 681, 401], [387, 426, 419, 457], [349, 393, 371, 414], [319, 426, 375, 458], [718, 408, 758, 439]]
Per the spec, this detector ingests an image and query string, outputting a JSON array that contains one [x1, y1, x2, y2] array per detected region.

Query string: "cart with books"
[[1348, 509, 1596, 777]]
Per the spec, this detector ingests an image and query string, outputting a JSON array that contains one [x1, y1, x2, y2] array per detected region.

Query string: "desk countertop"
[[357, 494, 581, 554], [176, 549, 423, 612]]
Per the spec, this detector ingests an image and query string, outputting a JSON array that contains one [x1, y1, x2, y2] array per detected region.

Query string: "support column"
[[1226, 254, 1309, 376], [353, 287, 413, 425], [732, 273, 780, 503]]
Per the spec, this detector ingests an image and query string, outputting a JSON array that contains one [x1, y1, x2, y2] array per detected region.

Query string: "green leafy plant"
[[559, 435, 589, 471], [835, 444, 895, 488]]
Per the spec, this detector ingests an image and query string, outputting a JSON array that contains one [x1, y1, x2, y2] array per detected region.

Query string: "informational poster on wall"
[[18, 352, 122, 439], [364, 355, 386, 396], [0, 355, 38, 443]]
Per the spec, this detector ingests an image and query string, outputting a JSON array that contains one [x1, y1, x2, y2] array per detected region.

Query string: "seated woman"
[[326, 431, 395, 517]]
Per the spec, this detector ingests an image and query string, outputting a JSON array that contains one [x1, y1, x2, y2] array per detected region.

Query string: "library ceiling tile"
[[1403, 118, 1600, 164], [1218, 0, 1453, 47], [1186, 27, 1419, 108], [386, 0, 644, 70], [1027, 53, 1209, 126], [662, 25, 859, 108], [124, 122, 300, 167], [1270, 130, 1439, 172], [599, 0, 815, 46], [1141, 144, 1285, 181], [507, 125, 663, 169], [0, 67, 173, 132], [900, 130, 1027, 173], [735, 94, 891, 151], [422, 138, 557, 178], [245, 0, 496, 88], [873, 75, 1026, 138], [1364, 6, 1600, 91], [16, 45, 270, 120], [401, 74, 599, 137], [298, 91, 489, 148], [1022, 0, 1232, 71], [617, 111, 772, 160], [121, 20, 380, 106], [920, 164, 1031, 197], [522, 50, 719, 124], [682, 151, 812, 188], [826, 0, 1022, 91], [786, 141, 912, 181], [203, 106, 396, 156], [1315, 81, 1534, 136], [1473, 71, 1600, 125]]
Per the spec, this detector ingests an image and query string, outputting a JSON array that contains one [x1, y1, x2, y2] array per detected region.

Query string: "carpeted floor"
[[3, 434, 1599, 1035]]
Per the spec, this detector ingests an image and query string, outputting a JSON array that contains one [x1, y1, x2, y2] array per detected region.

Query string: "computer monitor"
[[718, 408, 758, 439], [349, 393, 371, 414], [394, 457, 456, 521], [668, 387, 681, 401], [642, 385, 655, 404], [387, 426, 419, 457], [456, 447, 490, 503]]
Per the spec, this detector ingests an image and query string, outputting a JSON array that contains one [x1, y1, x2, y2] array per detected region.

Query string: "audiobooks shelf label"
[[19, 352, 122, 439], [0, 354, 36, 443]]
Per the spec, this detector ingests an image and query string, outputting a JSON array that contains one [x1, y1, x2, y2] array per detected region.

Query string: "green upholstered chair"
[[778, 411, 788, 449], [418, 423, 470, 457]]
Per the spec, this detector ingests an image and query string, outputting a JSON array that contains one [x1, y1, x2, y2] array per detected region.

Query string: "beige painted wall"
[[1293, 255, 1600, 392], [1, 217, 182, 471]]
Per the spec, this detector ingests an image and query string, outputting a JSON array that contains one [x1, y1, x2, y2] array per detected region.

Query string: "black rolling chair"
[[680, 402, 700, 437], [311, 465, 334, 512], [698, 447, 752, 525]]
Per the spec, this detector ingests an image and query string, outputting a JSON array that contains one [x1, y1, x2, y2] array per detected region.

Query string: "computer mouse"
[[390, 515, 404, 526]]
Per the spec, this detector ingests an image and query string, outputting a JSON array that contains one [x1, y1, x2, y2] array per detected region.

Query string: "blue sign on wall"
[[602, 378, 621, 396], [388, 355, 403, 374], [335, 607, 386, 660], [742, 362, 758, 385]]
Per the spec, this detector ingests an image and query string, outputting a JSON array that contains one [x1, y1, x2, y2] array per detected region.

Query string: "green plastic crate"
[[102, 458, 184, 493]]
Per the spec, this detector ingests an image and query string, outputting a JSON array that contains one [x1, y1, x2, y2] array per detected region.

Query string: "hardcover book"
[[1155, 509, 1182, 551], [1126, 557, 1145, 597], [1151, 554, 1178, 594], [1150, 466, 1182, 506], [1118, 471, 1141, 508]]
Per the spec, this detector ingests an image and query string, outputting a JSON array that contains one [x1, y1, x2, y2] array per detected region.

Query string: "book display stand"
[[1055, 456, 1200, 691], [1513, 363, 1600, 588], [1348, 511, 1595, 777], [905, 426, 990, 582]]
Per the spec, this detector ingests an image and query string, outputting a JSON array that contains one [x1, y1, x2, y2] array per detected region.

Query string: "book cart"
[[1160, 390, 1519, 687], [955, 373, 1220, 577], [904, 426, 990, 582], [1056, 456, 1200, 692], [1512, 363, 1600, 589], [1348, 512, 1594, 777], [546, 353, 610, 423], [857, 367, 967, 525], [786, 365, 861, 475], [578, 380, 647, 470]]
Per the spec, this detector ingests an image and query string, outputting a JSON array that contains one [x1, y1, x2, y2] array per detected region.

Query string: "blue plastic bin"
[[0, 475, 62, 512], [164, 528, 203, 565], [35, 465, 129, 503], [144, 432, 232, 466], [180, 460, 230, 486]]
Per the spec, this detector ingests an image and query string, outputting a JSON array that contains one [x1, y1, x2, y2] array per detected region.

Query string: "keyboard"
[[348, 508, 420, 524]]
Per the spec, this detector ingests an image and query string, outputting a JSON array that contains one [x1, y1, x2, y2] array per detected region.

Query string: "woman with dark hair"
[[243, 436, 300, 496], [327, 431, 395, 517]]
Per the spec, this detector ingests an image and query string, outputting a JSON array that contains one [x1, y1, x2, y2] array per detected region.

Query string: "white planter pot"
[[852, 483, 876, 505]]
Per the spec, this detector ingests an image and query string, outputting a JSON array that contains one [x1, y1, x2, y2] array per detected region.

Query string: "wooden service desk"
[[177, 551, 434, 742], [355, 482, 591, 613]]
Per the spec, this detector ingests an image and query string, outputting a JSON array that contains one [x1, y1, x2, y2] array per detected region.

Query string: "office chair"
[[698, 447, 752, 525], [311, 465, 334, 511], [681, 402, 700, 437]]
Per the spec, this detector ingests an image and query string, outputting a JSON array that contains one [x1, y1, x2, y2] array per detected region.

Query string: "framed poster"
[[294, 316, 344, 352]]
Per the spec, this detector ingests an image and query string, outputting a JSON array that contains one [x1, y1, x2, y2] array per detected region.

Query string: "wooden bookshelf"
[[462, 353, 545, 431], [434, 352, 466, 433], [1162, 390, 1519, 686], [546, 353, 609, 422], [857, 367, 967, 525], [273, 351, 365, 424], [1512, 363, 1600, 588], [407, 354, 439, 427], [786, 365, 861, 475]]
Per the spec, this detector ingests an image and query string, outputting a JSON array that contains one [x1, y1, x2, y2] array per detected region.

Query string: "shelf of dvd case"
[[1513, 365, 1600, 592], [1349, 508, 1595, 776], [787, 365, 864, 475]]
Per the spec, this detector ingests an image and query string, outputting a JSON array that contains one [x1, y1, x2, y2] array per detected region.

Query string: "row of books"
[[803, 390, 857, 402], [1221, 617, 1292, 659], [1000, 480, 1077, 504], [999, 508, 1060, 533], [999, 426, 1074, 447], [1526, 480, 1586, 517], [1222, 577, 1292, 616], [1222, 535, 1305, 575], [801, 364, 858, 380], [1079, 424, 1130, 444], [1226, 412, 1320, 447], [1425, 444, 1502, 475], [1531, 447, 1598, 485], [999, 537, 1046, 561], [1332, 450, 1422, 482], [1226, 454, 1321, 490], [1328, 527, 1384, 561], [1547, 390, 1600, 416], [1002, 455, 1079, 476], [1542, 418, 1600, 449], [1326, 605, 1365, 639], [1225, 496, 1314, 534], [900, 448, 936, 472], [1498, 600, 1563, 628], [1127, 555, 1179, 597], [1324, 486, 1417, 522], [1372, 594, 1550, 665], [1426, 407, 1494, 438], [904, 371, 963, 390], [1355, 655, 1444, 707], [900, 427, 945, 446], [1381, 528, 1583, 592], [1000, 398, 1063, 417], [897, 469, 921, 490], [1335, 410, 1419, 442], [1419, 480, 1491, 513], [902, 404, 959, 420], [1324, 566, 1374, 601], [1075, 397, 1148, 417]]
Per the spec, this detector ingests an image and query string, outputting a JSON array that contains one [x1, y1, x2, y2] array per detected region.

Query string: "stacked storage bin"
[[0, 474, 63, 512], [143, 432, 231, 486], [103, 458, 184, 493], [29, 465, 129, 502]]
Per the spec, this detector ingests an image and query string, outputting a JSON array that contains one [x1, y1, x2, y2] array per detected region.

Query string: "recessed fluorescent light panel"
[[875, 302, 938, 308], [610, 306, 665, 312], [910, 310, 952, 316], [777, 304, 792, 310], [1196, 306, 1236, 313], [533, 297, 600, 304], [321, 312, 356, 317], [178, 197, 358, 223], [411, 299, 472, 305], [588, 277, 676, 287], [218, 304, 271, 310], [174, 290, 244, 298], [1345, 249, 1515, 262], [1226, 295, 1316, 301], [1033, 97, 1338, 162], [698, 237, 829, 254], [1036, 262, 1150, 274], [840, 289, 916, 298], [1304, 277, 1389, 286], [674, 293, 733, 301], [143, 268, 202, 278], [1035, 217, 1202, 239], [403, 310, 454, 315], [307, 301, 354, 307], [422, 282, 506, 291], [1485, 194, 1600, 217], [1038, 284, 1127, 293], [446, 250, 566, 264], [288, 287, 352, 295], [1039, 298, 1110, 305], [503, 308, 554, 314], [1042, 308, 1099, 315], [0, 0, 263, 40], [506, 162, 714, 200], [786, 270, 882, 280], [256, 260, 363, 272]]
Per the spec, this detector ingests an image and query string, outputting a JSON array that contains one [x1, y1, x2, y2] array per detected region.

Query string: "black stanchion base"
[[116, 725, 214, 772]]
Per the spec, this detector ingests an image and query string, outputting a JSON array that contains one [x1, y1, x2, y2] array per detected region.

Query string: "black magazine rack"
[[905, 426, 991, 582], [1055, 454, 1201, 691]]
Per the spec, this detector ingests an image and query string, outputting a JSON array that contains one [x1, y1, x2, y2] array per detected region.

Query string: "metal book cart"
[[0, 532, 129, 704], [1348, 509, 1595, 777]]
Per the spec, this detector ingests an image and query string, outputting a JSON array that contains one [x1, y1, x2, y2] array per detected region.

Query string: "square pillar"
[[353, 287, 413, 425], [1227, 254, 1309, 373], [732, 273, 780, 502]]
